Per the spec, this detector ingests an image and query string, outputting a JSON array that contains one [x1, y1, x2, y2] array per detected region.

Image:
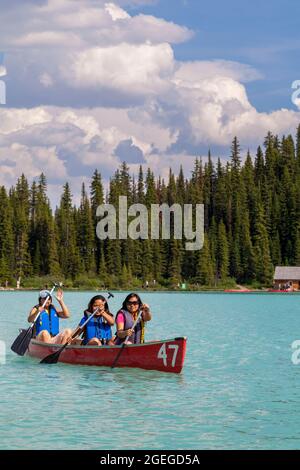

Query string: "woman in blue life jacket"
[[28, 288, 72, 344], [78, 295, 115, 346], [115, 293, 152, 345]]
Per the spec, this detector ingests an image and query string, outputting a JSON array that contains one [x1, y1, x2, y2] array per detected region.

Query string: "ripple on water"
[[1, 291, 300, 449]]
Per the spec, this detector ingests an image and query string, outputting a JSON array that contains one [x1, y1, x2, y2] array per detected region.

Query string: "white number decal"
[[157, 344, 179, 368], [168, 344, 179, 367], [157, 343, 167, 366]]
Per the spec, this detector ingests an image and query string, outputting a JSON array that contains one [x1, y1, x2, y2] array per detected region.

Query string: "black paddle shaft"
[[40, 307, 100, 364]]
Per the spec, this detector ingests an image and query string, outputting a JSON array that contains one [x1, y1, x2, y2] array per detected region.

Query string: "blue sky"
[[1, 0, 299, 111], [0, 0, 299, 203], [129, 0, 300, 112]]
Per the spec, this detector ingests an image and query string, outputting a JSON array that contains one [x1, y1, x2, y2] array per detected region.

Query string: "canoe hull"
[[268, 289, 294, 293], [27, 337, 187, 373]]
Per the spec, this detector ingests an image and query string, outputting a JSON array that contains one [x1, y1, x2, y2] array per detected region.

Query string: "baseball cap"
[[39, 290, 51, 299]]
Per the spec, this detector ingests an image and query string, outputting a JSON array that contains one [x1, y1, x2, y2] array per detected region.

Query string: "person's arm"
[[116, 312, 134, 339], [55, 289, 70, 318], [69, 317, 86, 344], [72, 317, 86, 339], [101, 311, 115, 326], [28, 306, 39, 323], [141, 303, 152, 322]]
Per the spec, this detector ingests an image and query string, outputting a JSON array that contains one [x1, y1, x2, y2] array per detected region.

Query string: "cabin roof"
[[274, 266, 300, 280]]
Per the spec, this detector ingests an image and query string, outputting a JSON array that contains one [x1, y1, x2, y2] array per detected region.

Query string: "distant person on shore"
[[28, 289, 72, 344], [115, 293, 152, 345], [77, 295, 115, 346]]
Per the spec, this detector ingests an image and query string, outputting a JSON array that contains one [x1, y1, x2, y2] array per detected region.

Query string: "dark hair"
[[87, 295, 110, 314], [38, 296, 52, 306], [122, 293, 142, 311]]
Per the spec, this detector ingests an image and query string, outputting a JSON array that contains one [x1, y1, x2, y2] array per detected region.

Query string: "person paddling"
[[78, 295, 115, 346], [115, 293, 152, 345], [28, 288, 72, 344]]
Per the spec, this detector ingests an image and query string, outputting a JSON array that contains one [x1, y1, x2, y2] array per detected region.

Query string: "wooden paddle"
[[11, 283, 60, 356], [111, 309, 143, 369], [40, 307, 100, 364]]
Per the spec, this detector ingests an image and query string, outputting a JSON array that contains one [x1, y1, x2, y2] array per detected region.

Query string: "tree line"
[[1, 125, 300, 289]]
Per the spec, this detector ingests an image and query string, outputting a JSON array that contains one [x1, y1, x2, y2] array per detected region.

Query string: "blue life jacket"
[[35, 305, 60, 337], [80, 312, 112, 345]]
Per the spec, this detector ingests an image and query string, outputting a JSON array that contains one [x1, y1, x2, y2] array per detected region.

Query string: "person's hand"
[[125, 328, 134, 337], [55, 288, 64, 303], [94, 306, 104, 316], [142, 303, 150, 314]]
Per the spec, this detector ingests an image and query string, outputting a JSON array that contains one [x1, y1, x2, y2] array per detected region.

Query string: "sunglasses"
[[127, 300, 139, 306]]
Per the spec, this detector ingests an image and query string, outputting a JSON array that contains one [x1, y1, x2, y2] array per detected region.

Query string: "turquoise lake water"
[[1, 291, 300, 450]]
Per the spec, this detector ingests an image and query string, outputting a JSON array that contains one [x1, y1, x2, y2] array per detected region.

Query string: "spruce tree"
[[253, 204, 273, 285], [12, 175, 32, 278], [195, 235, 214, 286], [217, 220, 229, 281], [56, 183, 82, 278], [90, 169, 104, 272], [0, 186, 14, 282], [78, 183, 96, 273]]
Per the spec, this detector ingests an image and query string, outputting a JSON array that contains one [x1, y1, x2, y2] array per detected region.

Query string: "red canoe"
[[27, 337, 187, 374]]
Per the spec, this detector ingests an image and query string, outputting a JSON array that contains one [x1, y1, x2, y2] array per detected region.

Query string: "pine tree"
[[168, 239, 182, 285], [217, 221, 229, 281], [97, 252, 108, 285], [0, 186, 14, 282], [195, 235, 214, 286], [47, 217, 61, 276], [29, 175, 54, 275], [214, 159, 227, 225], [12, 175, 32, 278], [78, 183, 96, 273], [176, 165, 186, 205], [56, 183, 82, 278], [253, 204, 273, 285], [137, 165, 145, 204], [254, 146, 265, 187], [296, 124, 300, 172], [271, 231, 282, 266], [90, 169, 104, 272]]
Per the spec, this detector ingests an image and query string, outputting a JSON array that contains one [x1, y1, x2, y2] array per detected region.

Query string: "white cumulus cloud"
[[0, 0, 299, 202]]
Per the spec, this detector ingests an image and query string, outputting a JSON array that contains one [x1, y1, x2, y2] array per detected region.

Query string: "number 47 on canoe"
[[28, 337, 187, 374]]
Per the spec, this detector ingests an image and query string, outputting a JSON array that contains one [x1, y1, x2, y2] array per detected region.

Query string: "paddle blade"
[[40, 344, 66, 364], [111, 343, 126, 369], [11, 327, 33, 356]]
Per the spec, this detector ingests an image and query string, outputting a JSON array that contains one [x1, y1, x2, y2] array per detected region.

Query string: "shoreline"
[[1, 287, 300, 294]]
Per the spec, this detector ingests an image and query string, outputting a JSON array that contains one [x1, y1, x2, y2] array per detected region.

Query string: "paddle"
[[40, 291, 114, 364], [40, 307, 101, 364], [111, 309, 143, 369], [11, 283, 60, 356]]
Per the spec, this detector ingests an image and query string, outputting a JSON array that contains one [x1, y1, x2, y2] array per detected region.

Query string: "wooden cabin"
[[273, 267, 300, 291]]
